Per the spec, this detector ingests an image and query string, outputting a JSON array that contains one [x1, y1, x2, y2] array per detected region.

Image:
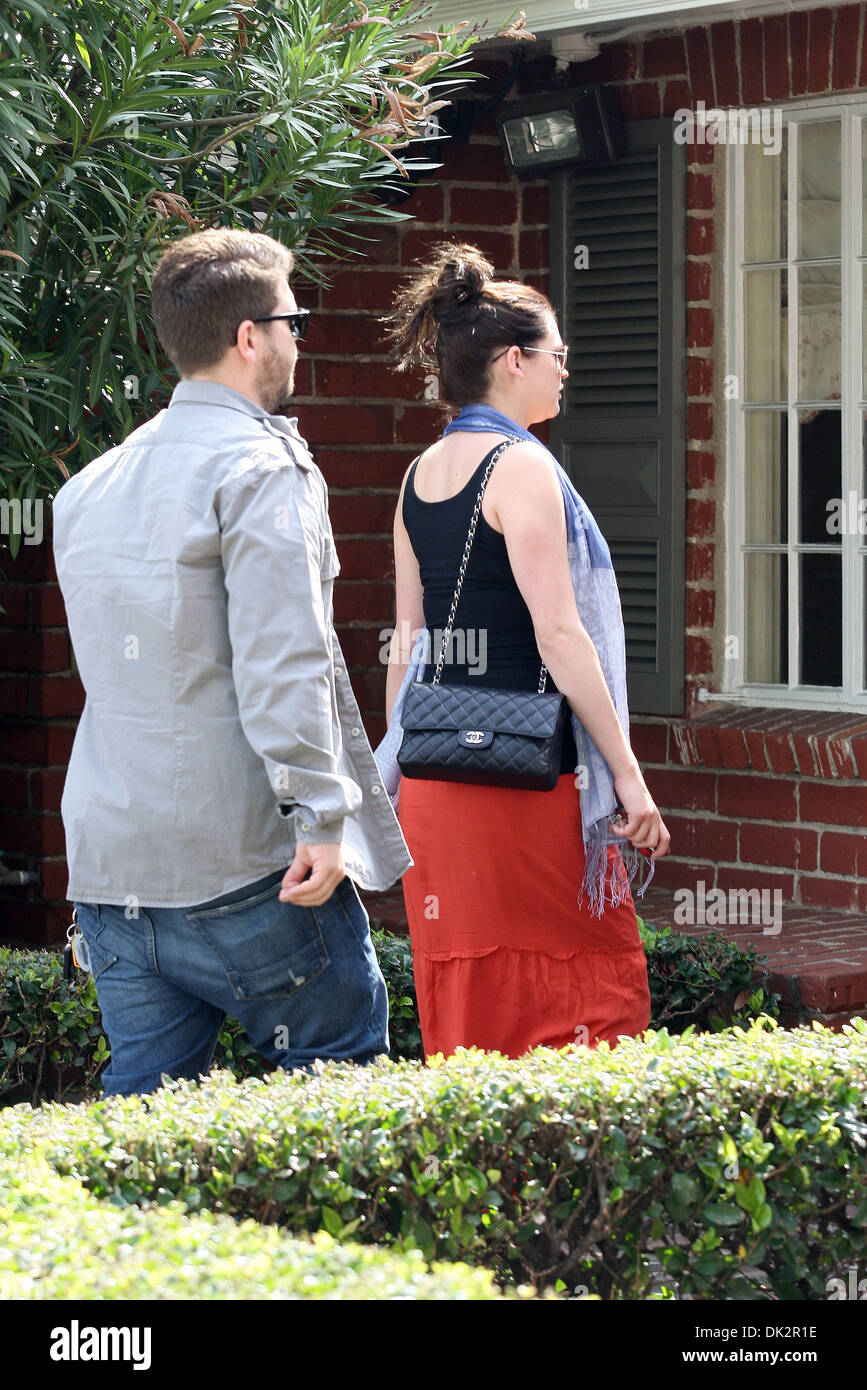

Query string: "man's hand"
[[279, 841, 345, 907]]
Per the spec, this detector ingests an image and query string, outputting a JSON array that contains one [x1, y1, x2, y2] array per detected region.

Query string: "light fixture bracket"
[[551, 34, 601, 69]]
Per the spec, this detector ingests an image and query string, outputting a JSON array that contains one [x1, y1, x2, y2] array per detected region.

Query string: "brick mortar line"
[[828, 7, 837, 95], [656, 740, 867, 757], [660, 852, 864, 881], [633, 753, 857, 769], [660, 809, 867, 830], [2, 625, 68, 634], [0, 716, 78, 725], [315, 445, 442, 451], [656, 771, 867, 790]]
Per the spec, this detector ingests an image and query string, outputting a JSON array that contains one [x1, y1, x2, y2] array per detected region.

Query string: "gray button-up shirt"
[[51, 379, 412, 906]]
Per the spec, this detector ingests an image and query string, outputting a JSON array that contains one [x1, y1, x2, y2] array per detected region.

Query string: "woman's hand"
[[611, 767, 671, 861]]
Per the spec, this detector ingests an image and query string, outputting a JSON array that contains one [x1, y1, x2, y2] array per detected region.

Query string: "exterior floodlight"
[[496, 86, 625, 176]]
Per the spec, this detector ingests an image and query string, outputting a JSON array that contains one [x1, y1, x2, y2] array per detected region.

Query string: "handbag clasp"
[[459, 728, 494, 748]]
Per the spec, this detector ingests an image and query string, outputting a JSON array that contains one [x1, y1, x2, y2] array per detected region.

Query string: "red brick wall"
[[0, 541, 78, 945], [3, 12, 867, 945], [632, 710, 867, 915]]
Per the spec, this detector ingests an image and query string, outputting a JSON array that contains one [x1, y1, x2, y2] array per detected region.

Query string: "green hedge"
[[4, 1021, 864, 1299], [0, 1152, 507, 1301], [638, 922, 779, 1031], [0, 923, 777, 1105]]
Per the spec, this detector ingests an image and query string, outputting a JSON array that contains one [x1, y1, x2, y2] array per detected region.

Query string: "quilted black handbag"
[[397, 438, 568, 791]]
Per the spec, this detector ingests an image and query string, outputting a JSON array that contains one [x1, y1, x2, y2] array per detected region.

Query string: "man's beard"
[[257, 348, 294, 414]]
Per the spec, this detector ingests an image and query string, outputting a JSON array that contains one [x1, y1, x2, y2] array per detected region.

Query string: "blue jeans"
[[74, 870, 389, 1097]]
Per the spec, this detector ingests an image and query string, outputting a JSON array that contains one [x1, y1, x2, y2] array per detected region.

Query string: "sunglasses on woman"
[[523, 344, 568, 372], [491, 343, 569, 373], [251, 309, 310, 339]]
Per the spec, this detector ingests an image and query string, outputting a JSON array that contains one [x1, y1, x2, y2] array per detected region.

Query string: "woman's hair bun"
[[383, 239, 552, 409], [430, 244, 493, 324]]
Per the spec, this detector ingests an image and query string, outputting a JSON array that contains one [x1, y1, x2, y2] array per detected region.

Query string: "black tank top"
[[402, 444, 578, 775]]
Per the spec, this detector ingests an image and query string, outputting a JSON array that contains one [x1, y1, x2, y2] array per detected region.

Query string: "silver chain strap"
[[432, 437, 548, 694]]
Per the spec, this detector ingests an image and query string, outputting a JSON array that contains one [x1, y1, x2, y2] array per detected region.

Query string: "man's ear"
[[234, 318, 258, 364]]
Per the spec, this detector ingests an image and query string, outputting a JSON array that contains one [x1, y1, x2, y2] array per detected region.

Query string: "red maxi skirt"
[[398, 772, 651, 1059]]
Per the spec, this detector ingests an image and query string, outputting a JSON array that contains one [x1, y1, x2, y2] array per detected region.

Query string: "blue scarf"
[[374, 402, 653, 915]]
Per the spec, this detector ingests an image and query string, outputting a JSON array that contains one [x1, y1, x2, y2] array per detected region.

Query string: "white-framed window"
[[726, 99, 867, 711]]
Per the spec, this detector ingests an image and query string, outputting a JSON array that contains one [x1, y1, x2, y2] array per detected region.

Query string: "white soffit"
[[432, 0, 852, 45]]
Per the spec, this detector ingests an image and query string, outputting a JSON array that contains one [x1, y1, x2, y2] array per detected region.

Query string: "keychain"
[[62, 907, 92, 981]]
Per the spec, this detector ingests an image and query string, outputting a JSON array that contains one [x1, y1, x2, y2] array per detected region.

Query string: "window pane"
[[862, 265, 867, 399], [798, 121, 841, 258], [744, 269, 787, 401], [861, 430, 867, 694], [861, 118, 867, 255], [800, 553, 842, 685], [745, 552, 788, 683], [745, 412, 787, 542], [799, 408, 841, 543], [798, 264, 841, 401], [744, 132, 787, 262]]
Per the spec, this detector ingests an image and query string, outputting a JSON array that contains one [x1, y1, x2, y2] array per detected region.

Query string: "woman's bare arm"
[[490, 443, 670, 857], [386, 465, 426, 725]]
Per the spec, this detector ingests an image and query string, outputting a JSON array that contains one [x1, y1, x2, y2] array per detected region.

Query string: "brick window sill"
[[632, 705, 867, 779]]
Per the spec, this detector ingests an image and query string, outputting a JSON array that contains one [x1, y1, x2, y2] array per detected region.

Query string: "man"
[[52, 228, 412, 1097]]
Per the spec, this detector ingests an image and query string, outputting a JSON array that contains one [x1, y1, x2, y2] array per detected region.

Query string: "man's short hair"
[[150, 228, 295, 376]]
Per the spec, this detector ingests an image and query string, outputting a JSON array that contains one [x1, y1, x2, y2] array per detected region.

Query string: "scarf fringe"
[[579, 821, 655, 918]]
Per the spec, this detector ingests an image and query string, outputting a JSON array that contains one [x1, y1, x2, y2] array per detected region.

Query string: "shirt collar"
[[168, 378, 311, 464]]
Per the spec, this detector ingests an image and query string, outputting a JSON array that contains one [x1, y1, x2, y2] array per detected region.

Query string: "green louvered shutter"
[[549, 117, 686, 715]]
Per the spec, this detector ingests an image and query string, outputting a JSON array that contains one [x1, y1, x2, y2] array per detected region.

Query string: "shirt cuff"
[[278, 803, 345, 845]]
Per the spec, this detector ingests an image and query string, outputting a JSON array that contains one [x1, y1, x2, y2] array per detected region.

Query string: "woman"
[[378, 243, 670, 1060]]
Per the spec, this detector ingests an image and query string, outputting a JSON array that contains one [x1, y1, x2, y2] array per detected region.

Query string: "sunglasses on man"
[[251, 308, 310, 339]]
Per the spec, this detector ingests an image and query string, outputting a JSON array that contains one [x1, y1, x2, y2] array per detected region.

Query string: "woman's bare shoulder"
[[491, 439, 561, 491]]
